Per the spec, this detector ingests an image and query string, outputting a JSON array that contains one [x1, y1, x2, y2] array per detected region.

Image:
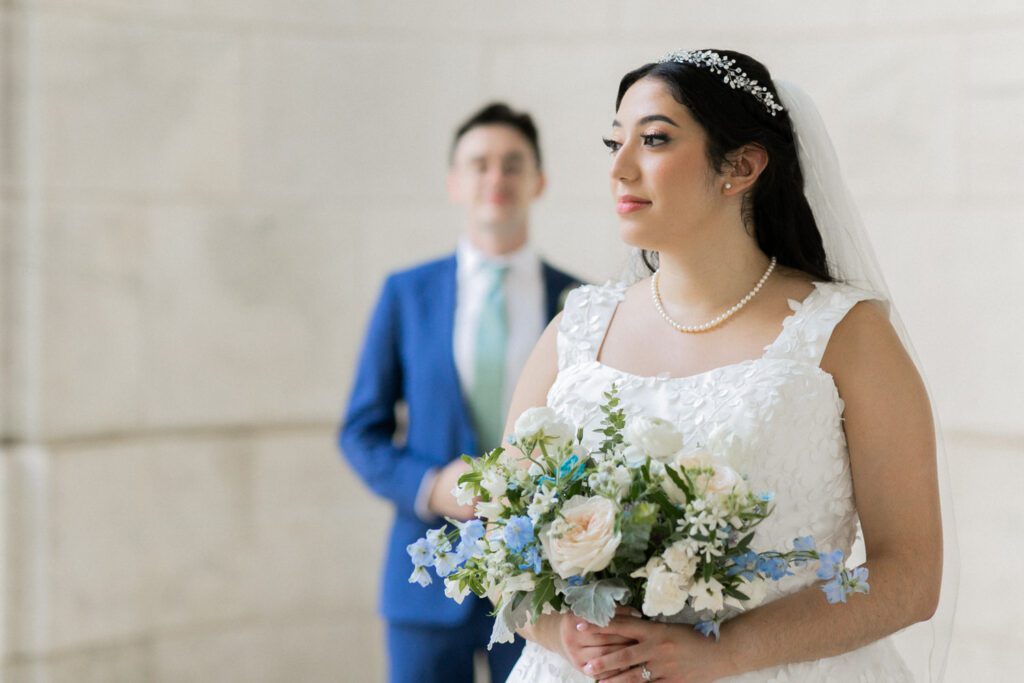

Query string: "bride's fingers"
[[614, 605, 644, 618], [583, 643, 648, 679]]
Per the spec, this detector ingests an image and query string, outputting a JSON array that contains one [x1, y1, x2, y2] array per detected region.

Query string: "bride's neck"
[[654, 233, 770, 316]]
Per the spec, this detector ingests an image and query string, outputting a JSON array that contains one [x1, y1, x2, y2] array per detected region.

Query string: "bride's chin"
[[618, 223, 660, 252]]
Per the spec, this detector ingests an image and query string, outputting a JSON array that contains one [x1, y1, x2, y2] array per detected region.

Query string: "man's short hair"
[[450, 102, 542, 169]]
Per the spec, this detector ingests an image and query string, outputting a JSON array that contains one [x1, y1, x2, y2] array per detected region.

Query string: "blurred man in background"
[[340, 102, 580, 683]]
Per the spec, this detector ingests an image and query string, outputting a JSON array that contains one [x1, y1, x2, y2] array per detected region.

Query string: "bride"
[[499, 50, 954, 682]]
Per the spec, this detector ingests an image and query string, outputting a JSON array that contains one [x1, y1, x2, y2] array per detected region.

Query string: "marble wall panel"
[[35, 11, 243, 200], [247, 432, 386, 614], [2, 640, 153, 683], [857, 0, 1023, 24], [860, 205, 1024, 434], [943, 435, 1024, 680], [609, 2, 858, 35], [139, 203, 358, 429], [243, 35, 484, 204], [152, 613, 374, 683], [35, 202, 145, 438], [42, 438, 256, 649]]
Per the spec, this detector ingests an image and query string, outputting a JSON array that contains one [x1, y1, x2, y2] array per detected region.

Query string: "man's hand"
[[428, 459, 477, 520]]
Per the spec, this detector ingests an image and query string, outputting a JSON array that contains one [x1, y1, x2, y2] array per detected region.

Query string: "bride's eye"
[[641, 133, 669, 147], [602, 137, 621, 154]]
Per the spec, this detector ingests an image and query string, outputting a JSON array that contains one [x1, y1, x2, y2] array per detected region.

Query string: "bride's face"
[[606, 77, 722, 250]]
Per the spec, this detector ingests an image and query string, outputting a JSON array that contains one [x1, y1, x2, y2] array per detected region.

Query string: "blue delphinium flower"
[[727, 551, 758, 580], [456, 519, 486, 559], [503, 515, 535, 553], [426, 528, 452, 554], [757, 555, 791, 581], [756, 491, 775, 503], [694, 619, 721, 640], [847, 566, 870, 596], [407, 538, 434, 567], [816, 549, 845, 581], [408, 565, 432, 587], [822, 576, 848, 604], [567, 575, 585, 587], [518, 545, 542, 574], [793, 536, 816, 552]]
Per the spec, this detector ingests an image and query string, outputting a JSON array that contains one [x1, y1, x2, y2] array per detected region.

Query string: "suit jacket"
[[340, 252, 580, 625]]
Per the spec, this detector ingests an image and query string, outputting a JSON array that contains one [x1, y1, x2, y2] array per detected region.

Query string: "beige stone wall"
[[0, 1, 1021, 680]]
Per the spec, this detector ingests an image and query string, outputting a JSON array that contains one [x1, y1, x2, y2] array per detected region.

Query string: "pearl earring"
[[724, 182, 733, 190]]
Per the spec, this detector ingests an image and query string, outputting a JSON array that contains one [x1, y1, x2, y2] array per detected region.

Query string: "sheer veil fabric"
[[776, 81, 958, 681]]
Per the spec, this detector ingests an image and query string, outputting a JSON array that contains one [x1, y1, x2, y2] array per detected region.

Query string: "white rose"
[[513, 407, 573, 447], [705, 464, 748, 498], [641, 563, 690, 617], [690, 576, 725, 613], [444, 577, 471, 604], [540, 496, 621, 578], [624, 416, 684, 462], [662, 539, 699, 580]]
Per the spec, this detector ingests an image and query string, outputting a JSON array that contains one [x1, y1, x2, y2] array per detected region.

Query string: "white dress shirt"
[[414, 238, 546, 520]]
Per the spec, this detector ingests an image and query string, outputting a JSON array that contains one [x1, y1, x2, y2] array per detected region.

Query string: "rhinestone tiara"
[[657, 49, 784, 117]]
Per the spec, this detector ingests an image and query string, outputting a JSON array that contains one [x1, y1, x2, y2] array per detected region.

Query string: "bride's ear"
[[724, 145, 769, 193]]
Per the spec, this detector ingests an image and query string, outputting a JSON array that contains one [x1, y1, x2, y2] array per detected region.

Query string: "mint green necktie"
[[469, 263, 509, 452]]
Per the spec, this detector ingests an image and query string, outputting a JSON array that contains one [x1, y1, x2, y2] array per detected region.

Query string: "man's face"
[[447, 124, 545, 235]]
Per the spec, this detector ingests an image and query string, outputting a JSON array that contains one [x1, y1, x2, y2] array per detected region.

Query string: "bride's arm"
[[584, 301, 943, 681]]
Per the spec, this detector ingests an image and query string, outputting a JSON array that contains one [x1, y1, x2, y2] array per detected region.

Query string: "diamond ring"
[[641, 663, 653, 681]]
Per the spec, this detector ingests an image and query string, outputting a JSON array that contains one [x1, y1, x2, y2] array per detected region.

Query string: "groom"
[[340, 102, 580, 683]]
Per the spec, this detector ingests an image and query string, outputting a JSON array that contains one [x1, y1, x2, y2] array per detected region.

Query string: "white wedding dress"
[[506, 280, 913, 683]]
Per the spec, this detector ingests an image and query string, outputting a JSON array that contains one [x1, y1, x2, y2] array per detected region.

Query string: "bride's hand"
[[559, 607, 640, 678], [582, 614, 738, 683]]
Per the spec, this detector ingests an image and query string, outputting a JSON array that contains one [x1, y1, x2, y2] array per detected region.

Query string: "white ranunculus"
[[540, 496, 621, 578], [624, 416, 684, 462], [513, 407, 573, 447], [661, 449, 715, 504], [641, 563, 690, 617], [444, 577, 471, 604], [690, 576, 725, 613], [662, 539, 699, 580], [705, 464, 749, 498]]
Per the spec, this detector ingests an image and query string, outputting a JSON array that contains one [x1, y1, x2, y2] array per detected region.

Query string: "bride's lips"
[[616, 195, 652, 214]]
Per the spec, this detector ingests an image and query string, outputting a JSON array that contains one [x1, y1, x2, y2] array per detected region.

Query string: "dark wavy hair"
[[617, 51, 832, 281], [451, 102, 543, 169]]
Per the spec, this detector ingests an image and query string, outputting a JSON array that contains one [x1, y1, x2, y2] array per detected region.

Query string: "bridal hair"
[[617, 50, 833, 282], [451, 102, 543, 169]]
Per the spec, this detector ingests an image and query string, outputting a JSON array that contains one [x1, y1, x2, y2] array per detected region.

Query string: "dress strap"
[[763, 281, 887, 367], [556, 281, 628, 370]]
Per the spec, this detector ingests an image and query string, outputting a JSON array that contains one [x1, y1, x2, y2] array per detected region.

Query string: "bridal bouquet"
[[408, 387, 869, 648]]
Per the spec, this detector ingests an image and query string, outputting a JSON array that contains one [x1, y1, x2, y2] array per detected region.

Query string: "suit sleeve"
[[339, 276, 439, 518]]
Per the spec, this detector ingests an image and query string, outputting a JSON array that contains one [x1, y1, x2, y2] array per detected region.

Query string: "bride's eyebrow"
[[611, 114, 680, 128]]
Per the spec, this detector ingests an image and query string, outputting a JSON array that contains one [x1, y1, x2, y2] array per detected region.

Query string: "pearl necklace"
[[650, 257, 777, 334]]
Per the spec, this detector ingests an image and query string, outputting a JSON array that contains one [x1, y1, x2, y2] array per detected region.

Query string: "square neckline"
[[589, 281, 828, 383]]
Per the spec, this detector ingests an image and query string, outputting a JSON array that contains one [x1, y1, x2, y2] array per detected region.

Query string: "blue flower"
[[756, 491, 775, 503], [847, 566, 870, 596], [503, 515, 535, 553], [816, 549, 845, 581], [567, 575, 585, 586], [822, 576, 848, 604], [694, 620, 721, 640], [408, 565, 432, 587], [558, 454, 587, 482], [793, 536, 816, 552], [407, 538, 434, 568], [756, 555, 791, 581], [518, 545, 542, 574], [727, 551, 758, 580], [426, 527, 452, 554]]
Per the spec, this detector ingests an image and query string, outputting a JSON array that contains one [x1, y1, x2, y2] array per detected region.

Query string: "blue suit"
[[340, 253, 579, 682]]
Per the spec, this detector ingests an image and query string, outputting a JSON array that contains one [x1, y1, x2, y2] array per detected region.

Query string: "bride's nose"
[[610, 141, 639, 183]]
